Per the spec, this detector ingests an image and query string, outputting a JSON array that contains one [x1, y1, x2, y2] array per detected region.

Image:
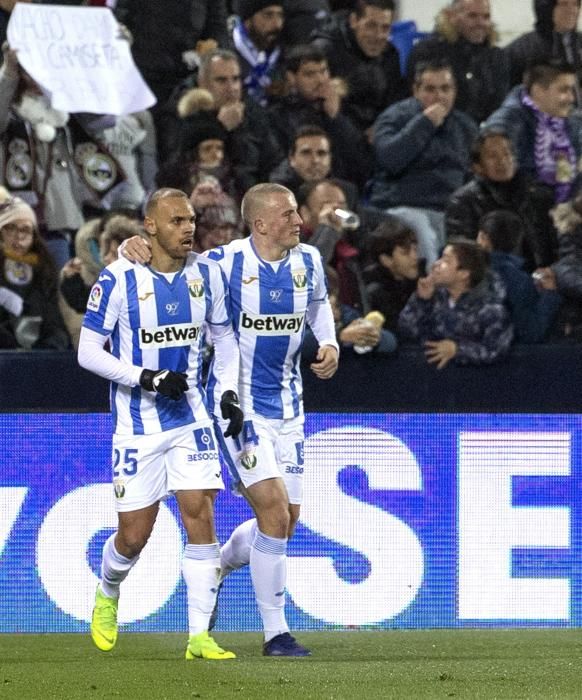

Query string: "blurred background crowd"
[[1, 0, 582, 369]]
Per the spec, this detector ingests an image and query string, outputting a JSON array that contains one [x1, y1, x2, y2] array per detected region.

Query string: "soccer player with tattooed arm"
[[78, 188, 244, 661], [121, 182, 339, 656]]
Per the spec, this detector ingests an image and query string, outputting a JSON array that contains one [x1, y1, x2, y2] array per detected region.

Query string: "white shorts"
[[111, 421, 224, 512], [215, 413, 305, 505]]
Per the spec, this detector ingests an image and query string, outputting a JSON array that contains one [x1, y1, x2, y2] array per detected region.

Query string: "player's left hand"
[[220, 390, 243, 438], [120, 236, 152, 264], [424, 339, 457, 370], [310, 344, 339, 379]]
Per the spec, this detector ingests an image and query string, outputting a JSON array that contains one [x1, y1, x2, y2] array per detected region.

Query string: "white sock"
[[100, 533, 139, 599], [220, 518, 257, 577], [182, 542, 221, 635], [250, 529, 289, 642]]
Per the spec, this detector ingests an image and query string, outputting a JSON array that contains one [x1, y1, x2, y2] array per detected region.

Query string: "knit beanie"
[[0, 196, 37, 231], [184, 112, 228, 151], [238, 0, 284, 22]]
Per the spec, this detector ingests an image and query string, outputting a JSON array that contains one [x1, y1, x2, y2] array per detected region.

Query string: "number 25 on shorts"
[[112, 448, 138, 477]]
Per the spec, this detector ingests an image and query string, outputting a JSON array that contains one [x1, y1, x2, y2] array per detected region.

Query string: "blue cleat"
[[263, 632, 311, 657]]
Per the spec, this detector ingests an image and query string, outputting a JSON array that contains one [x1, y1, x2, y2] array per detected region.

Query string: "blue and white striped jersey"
[[82, 256, 233, 435], [206, 237, 337, 420]]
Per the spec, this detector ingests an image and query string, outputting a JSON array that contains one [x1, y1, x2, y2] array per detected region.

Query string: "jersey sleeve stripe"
[[125, 270, 144, 434]]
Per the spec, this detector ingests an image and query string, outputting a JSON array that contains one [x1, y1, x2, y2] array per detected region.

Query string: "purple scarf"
[[522, 91, 577, 202]]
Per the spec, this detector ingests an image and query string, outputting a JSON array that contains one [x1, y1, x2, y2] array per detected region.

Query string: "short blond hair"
[[240, 183, 293, 228]]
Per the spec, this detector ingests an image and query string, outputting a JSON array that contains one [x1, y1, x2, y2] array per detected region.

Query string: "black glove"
[[140, 369, 189, 400], [220, 390, 243, 438]]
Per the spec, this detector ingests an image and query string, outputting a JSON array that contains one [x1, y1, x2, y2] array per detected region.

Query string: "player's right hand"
[[310, 344, 339, 380], [139, 369, 189, 400], [119, 236, 152, 264]]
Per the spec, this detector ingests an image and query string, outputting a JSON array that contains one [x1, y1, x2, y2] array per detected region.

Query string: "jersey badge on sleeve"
[[87, 283, 103, 312]]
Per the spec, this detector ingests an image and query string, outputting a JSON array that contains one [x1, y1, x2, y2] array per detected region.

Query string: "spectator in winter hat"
[[157, 108, 240, 198], [0, 191, 69, 349], [189, 178, 242, 252], [505, 0, 582, 104], [231, 0, 286, 104]]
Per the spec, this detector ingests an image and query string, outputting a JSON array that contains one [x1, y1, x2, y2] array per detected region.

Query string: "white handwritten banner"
[[7, 4, 156, 115]]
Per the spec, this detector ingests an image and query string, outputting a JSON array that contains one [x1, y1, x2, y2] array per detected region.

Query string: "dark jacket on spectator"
[[505, 30, 582, 88], [407, 35, 509, 126], [268, 158, 359, 209], [363, 263, 417, 334], [157, 82, 281, 182], [302, 223, 364, 307], [548, 197, 582, 337], [551, 198, 582, 298], [281, 0, 331, 48], [445, 174, 554, 270], [505, 0, 582, 90], [398, 273, 513, 365], [489, 250, 561, 343], [115, 0, 229, 105], [267, 93, 371, 189], [369, 97, 478, 211], [484, 86, 582, 264], [311, 14, 405, 132], [158, 88, 281, 198], [484, 86, 582, 185], [0, 251, 69, 350]]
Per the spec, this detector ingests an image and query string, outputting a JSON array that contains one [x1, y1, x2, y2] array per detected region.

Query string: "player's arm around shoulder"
[[118, 234, 152, 264]]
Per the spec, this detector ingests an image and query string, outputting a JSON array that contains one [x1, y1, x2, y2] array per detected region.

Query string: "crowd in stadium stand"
[[1, 0, 582, 363]]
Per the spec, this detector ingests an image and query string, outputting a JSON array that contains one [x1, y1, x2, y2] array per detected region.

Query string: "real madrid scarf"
[[521, 91, 577, 203], [2, 115, 126, 215]]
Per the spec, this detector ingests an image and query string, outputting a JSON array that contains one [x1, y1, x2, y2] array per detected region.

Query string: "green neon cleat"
[[185, 631, 236, 660], [90, 585, 118, 652]]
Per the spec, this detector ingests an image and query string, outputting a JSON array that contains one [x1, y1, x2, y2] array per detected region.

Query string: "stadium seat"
[[390, 19, 430, 75]]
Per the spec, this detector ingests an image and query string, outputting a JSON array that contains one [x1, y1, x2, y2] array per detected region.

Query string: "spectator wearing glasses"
[[0, 191, 69, 350]]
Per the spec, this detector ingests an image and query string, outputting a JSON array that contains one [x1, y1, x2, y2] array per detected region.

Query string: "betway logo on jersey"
[[139, 323, 201, 349], [240, 311, 304, 335]]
